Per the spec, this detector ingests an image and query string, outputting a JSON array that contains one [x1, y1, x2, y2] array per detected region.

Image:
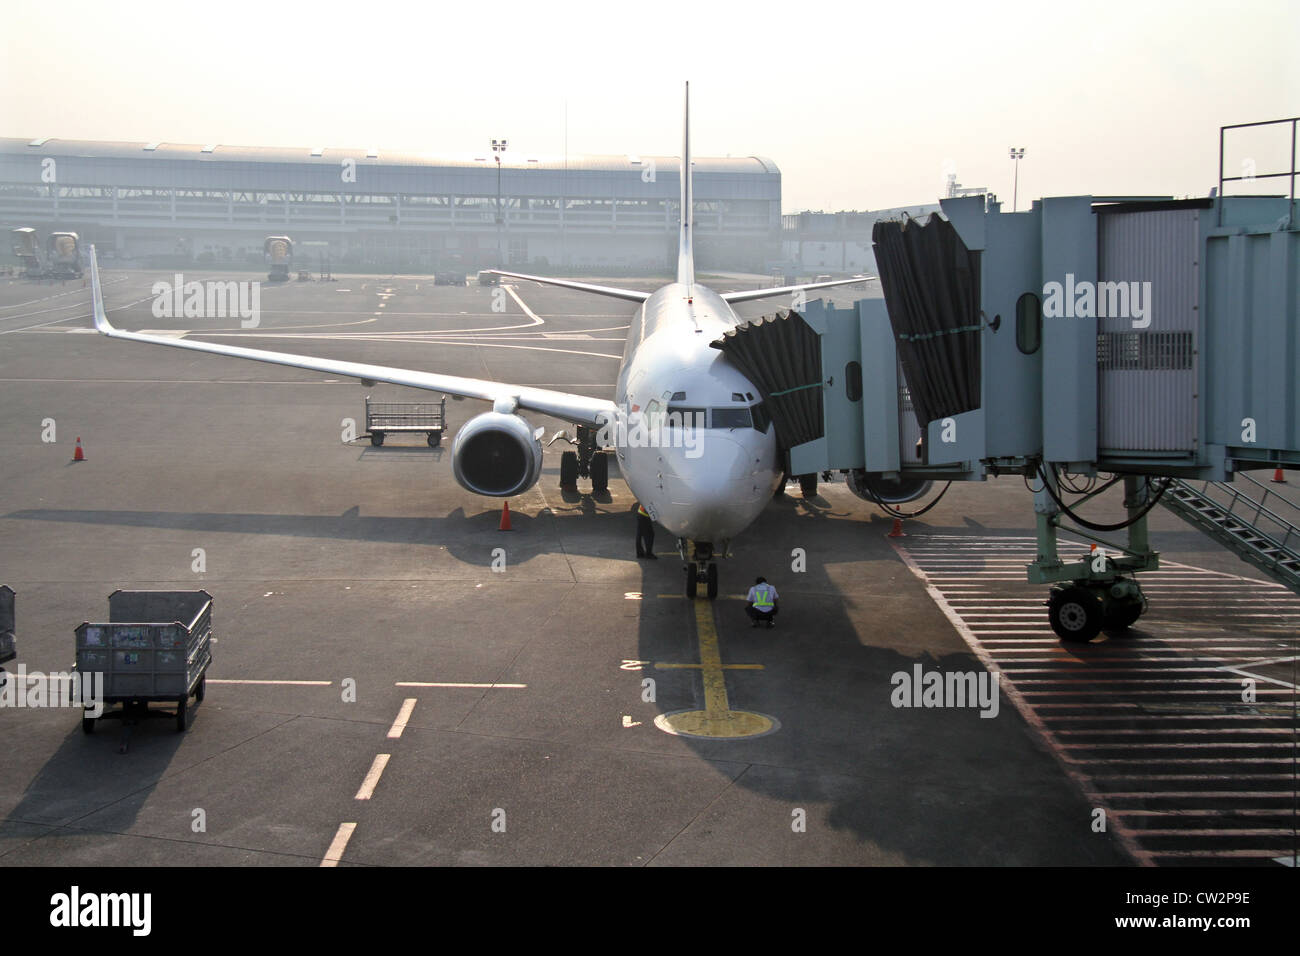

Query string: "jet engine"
[[846, 469, 933, 505], [452, 411, 544, 497]]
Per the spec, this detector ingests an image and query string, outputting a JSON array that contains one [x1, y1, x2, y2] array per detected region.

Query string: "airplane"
[[88, 82, 933, 598]]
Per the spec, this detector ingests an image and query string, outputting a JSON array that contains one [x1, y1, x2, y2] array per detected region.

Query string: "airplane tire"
[[706, 564, 718, 600], [685, 568, 698, 600], [560, 451, 579, 489], [590, 452, 608, 493]]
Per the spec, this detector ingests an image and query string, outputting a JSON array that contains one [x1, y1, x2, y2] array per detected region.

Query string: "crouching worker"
[[746, 576, 779, 628]]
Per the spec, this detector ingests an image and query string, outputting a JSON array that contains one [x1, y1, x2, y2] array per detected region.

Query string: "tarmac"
[[0, 267, 1293, 866]]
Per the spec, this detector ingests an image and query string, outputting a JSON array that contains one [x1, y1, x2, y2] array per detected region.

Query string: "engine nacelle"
[[847, 469, 933, 505], [452, 411, 544, 497]]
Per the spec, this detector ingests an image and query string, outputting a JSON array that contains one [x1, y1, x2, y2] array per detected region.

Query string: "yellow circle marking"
[[652, 596, 779, 740], [654, 708, 778, 739]]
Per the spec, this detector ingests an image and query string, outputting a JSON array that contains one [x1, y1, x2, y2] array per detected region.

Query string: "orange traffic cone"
[[73, 437, 85, 462], [499, 501, 512, 531], [887, 517, 905, 538], [1272, 468, 1286, 483]]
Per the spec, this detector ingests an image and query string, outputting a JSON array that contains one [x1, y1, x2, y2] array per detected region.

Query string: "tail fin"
[[677, 81, 694, 287]]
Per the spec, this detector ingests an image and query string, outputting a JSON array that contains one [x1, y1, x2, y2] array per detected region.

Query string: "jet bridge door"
[[1096, 206, 1201, 454]]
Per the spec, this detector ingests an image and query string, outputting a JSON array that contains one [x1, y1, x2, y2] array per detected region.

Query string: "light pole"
[[492, 138, 507, 266], [1009, 147, 1025, 212]]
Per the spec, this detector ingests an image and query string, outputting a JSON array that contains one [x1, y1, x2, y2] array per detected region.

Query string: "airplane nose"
[[658, 435, 772, 540]]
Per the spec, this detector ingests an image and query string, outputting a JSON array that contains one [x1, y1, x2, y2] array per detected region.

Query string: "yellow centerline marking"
[[652, 598, 779, 740]]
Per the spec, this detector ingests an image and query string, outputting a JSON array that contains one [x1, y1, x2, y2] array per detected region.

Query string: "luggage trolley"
[[0, 586, 14, 689], [75, 590, 213, 735], [364, 394, 447, 447]]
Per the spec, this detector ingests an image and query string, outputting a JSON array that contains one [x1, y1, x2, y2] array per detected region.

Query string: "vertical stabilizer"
[[677, 81, 694, 287]]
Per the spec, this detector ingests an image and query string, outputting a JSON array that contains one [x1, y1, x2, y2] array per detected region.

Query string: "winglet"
[[89, 245, 115, 333]]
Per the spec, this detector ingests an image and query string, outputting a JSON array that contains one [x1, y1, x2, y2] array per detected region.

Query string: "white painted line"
[[502, 284, 546, 326], [206, 679, 332, 686], [387, 698, 417, 739], [320, 822, 356, 867], [354, 754, 391, 800], [395, 681, 527, 688]]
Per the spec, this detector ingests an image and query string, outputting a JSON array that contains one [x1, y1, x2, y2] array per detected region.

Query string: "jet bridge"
[[719, 124, 1300, 641]]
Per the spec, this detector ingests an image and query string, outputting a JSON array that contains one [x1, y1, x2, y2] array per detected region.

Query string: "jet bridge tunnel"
[[713, 179, 1300, 642]]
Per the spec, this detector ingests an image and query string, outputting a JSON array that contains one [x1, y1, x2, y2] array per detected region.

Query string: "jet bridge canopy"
[[710, 310, 824, 469]]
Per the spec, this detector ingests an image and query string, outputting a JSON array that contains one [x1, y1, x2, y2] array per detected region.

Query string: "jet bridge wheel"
[[799, 474, 818, 498], [1048, 586, 1104, 643], [1103, 598, 1145, 630], [706, 563, 718, 599]]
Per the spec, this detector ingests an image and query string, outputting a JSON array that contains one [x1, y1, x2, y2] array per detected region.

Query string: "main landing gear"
[[680, 540, 719, 600], [558, 424, 608, 494]]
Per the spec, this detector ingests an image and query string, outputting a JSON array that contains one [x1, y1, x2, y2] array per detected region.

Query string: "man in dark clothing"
[[635, 503, 657, 559]]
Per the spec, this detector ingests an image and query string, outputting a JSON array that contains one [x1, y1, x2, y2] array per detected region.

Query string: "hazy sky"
[[2, 0, 1296, 212]]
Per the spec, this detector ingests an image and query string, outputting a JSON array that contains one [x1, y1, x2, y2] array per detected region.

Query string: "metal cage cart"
[[364, 394, 447, 447], [75, 590, 213, 735]]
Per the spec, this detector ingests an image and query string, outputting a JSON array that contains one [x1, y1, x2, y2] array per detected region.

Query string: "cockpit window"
[[666, 406, 707, 429], [750, 401, 771, 433], [710, 406, 753, 430]]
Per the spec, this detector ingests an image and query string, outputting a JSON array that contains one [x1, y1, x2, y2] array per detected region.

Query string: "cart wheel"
[[370, 432, 385, 447], [82, 714, 96, 735], [195, 674, 206, 702], [427, 432, 441, 447], [590, 452, 608, 493], [176, 695, 188, 732]]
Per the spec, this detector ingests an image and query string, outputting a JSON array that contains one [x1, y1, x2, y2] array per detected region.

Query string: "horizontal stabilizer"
[[486, 270, 650, 303], [721, 276, 877, 305]]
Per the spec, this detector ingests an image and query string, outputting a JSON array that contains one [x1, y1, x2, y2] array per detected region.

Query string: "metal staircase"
[[1160, 471, 1300, 593]]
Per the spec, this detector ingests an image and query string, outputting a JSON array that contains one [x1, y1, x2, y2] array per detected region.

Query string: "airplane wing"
[[720, 275, 878, 304], [485, 270, 651, 303], [88, 247, 618, 427]]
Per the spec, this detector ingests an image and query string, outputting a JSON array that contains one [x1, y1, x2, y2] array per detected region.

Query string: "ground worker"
[[746, 576, 779, 627], [635, 502, 657, 559]]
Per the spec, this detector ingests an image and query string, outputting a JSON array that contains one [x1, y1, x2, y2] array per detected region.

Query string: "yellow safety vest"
[[753, 585, 775, 608], [637, 504, 649, 517]]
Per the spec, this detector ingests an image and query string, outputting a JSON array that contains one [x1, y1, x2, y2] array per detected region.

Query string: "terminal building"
[[0, 138, 783, 274]]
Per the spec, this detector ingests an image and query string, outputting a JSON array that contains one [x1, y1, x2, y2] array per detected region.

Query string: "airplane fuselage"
[[612, 281, 782, 549]]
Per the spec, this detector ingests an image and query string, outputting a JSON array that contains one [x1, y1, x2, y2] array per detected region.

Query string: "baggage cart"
[[0, 586, 14, 688], [75, 590, 213, 735], [364, 394, 447, 447]]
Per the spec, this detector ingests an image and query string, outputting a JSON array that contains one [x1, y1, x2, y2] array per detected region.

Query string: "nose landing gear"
[[680, 540, 719, 599]]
